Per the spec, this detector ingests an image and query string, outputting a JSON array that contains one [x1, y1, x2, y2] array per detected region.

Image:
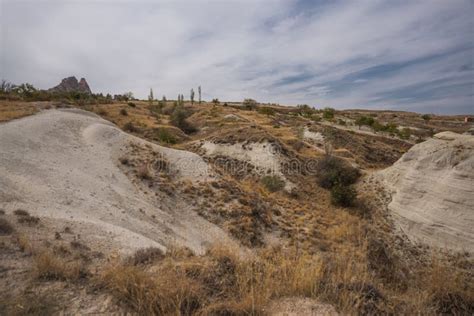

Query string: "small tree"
[[421, 114, 431, 121], [198, 86, 201, 104], [355, 116, 375, 129], [190, 88, 195, 105], [212, 98, 219, 106], [322, 107, 335, 119], [170, 106, 196, 134], [148, 88, 154, 107], [124, 92, 134, 101], [243, 98, 257, 110], [297, 104, 314, 117]]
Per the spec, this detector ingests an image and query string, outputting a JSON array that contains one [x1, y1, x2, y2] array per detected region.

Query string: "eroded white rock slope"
[[380, 132, 474, 252], [0, 109, 235, 254]]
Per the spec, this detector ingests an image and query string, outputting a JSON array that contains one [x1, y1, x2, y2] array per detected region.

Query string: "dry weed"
[[33, 250, 87, 281]]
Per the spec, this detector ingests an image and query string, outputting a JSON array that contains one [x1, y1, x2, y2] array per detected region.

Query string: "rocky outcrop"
[[0, 109, 232, 254], [380, 132, 474, 252], [49, 76, 92, 94]]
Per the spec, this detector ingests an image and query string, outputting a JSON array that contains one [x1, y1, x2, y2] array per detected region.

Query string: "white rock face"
[[201, 141, 295, 190], [380, 132, 474, 252], [0, 109, 235, 254], [303, 127, 325, 143]]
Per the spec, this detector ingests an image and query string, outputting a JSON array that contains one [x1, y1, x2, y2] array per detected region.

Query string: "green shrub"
[[331, 183, 357, 207], [355, 116, 375, 128], [120, 108, 128, 116], [261, 175, 285, 192], [155, 128, 177, 144], [170, 106, 196, 134], [243, 98, 257, 110], [322, 107, 335, 119], [421, 114, 431, 121], [297, 104, 314, 117], [258, 107, 275, 116], [123, 122, 138, 133], [311, 114, 321, 122], [398, 127, 411, 140], [317, 156, 360, 189], [127, 102, 136, 107]]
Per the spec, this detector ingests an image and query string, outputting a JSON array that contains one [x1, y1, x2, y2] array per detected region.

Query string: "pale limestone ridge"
[[380, 131, 474, 252], [0, 109, 234, 254]]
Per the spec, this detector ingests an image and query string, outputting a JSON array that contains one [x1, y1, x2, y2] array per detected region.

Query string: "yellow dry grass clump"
[[33, 250, 86, 281], [100, 245, 324, 315], [99, 241, 474, 315], [0, 101, 38, 122]]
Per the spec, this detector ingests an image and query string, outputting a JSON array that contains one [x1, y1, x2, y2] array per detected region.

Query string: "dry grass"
[[16, 234, 33, 253], [99, 240, 473, 315], [137, 163, 152, 180], [126, 247, 165, 265], [0, 290, 59, 315], [1, 100, 472, 314], [0, 101, 38, 122], [421, 257, 474, 314], [33, 250, 87, 281], [99, 245, 368, 315]]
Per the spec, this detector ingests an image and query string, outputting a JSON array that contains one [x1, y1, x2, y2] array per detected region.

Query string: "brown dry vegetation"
[[0, 101, 39, 122], [99, 243, 473, 315], [0, 99, 473, 314]]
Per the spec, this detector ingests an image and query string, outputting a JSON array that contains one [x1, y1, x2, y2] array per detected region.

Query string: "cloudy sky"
[[1, 0, 473, 114]]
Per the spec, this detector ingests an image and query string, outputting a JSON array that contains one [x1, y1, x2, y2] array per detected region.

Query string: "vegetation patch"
[[317, 156, 360, 189], [155, 127, 177, 144], [0, 218, 14, 235], [127, 247, 165, 265], [123, 121, 138, 133], [34, 250, 88, 281], [170, 106, 196, 134], [331, 183, 357, 207], [13, 209, 30, 217], [261, 175, 285, 192], [317, 155, 360, 207]]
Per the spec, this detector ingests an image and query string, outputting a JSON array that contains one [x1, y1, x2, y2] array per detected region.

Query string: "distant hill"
[[48, 76, 91, 94]]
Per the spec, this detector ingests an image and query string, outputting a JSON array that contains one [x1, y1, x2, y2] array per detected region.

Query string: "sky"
[[1, 0, 473, 114]]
